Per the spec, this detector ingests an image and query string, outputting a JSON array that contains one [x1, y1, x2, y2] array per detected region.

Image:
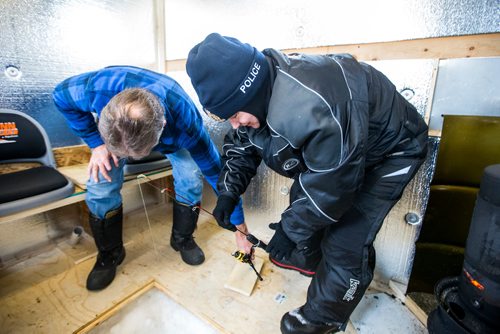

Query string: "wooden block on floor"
[[224, 256, 264, 296]]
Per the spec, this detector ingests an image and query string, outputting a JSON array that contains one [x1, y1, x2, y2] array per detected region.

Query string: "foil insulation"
[[0, 0, 156, 147], [165, 0, 499, 59], [163, 0, 497, 286], [1, 0, 498, 287]]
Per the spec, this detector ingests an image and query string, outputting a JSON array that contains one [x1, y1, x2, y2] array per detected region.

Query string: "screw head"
[[400, 88, 415, 101], [280, 186, 290, 195], [405, 212, 421, 225], [4, 65, 22, 80]]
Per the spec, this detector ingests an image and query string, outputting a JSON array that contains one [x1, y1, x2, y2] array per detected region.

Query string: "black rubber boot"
[[86, 206, 126, 291], [269, 246, 321, 277], [170, 200, 205, 265], [281, 308, 341, 334]]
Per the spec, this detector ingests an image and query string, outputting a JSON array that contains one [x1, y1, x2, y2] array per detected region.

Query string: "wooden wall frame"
[[165, 33, 500, 72]]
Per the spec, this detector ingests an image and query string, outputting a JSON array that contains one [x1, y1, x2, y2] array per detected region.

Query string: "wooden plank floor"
[[0, 200, 430, 333], [0, 203, 331, 334]]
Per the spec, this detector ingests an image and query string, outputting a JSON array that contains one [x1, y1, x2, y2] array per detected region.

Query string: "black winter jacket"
[[217, 49, 428, 245]]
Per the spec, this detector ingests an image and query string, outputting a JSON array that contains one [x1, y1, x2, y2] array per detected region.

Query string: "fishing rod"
[[136, 174, 268, 280], [137, 174, 267, 248]]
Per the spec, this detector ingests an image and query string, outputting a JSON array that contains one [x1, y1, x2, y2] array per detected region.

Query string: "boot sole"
[[269, 257, 316, 277]]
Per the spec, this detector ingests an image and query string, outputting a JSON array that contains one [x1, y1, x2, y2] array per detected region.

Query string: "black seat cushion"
[[126, 151, 166, 165], [0, 166, 70, 203]]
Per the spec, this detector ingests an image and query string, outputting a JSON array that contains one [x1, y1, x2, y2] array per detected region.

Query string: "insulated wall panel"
[[0, 0, 156, 147]]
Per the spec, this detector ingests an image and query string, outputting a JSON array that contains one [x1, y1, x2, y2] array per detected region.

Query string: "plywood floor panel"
[[0, 203, 317, 334], [3, 201, 428, 333]]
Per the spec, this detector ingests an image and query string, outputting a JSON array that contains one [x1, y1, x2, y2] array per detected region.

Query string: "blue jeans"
[[86, 149, 244, 225]]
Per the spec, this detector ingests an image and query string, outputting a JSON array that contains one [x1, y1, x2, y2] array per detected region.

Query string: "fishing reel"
[[231, 249, 263, 281]]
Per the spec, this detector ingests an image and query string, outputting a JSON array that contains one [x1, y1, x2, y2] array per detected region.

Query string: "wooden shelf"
[[0, 165, 172, 224]]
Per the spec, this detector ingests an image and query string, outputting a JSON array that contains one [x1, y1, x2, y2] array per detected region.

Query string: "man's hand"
[[266, 222, 296, 260], [88, 144, 119, 182], [213, 195, 238, 231], [234, 222, 254, 255]]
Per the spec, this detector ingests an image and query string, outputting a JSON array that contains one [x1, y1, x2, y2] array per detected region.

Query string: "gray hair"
[[98, 88, 165, 159]]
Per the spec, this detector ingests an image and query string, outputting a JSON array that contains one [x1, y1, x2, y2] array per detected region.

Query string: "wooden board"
[[57, 164, 174, 190], [75, 281, 225, 334], [389, 279, 428, 327], [405, 296, 429, 327], [58, 163, 89, 189], [0, 203, 355, 334], [166, 33, 500, 71], [224, 256, 264, 296], [53, 144, 91, 167], [0, 162, 41, 174], [0, 191, 86, 224]]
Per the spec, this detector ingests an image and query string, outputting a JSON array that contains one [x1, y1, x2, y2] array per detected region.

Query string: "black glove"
[[266, 222, 295, 260], [213, 195, 238, 232]]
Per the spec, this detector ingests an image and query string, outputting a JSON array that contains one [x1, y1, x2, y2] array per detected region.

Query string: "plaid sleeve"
[[52, 73, 104, 148]]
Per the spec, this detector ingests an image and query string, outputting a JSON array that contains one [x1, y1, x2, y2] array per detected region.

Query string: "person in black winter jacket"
[[186, 33, 428, 334]]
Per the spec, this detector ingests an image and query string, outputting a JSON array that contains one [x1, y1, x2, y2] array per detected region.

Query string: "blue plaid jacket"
[[52, 65, 222, 180]]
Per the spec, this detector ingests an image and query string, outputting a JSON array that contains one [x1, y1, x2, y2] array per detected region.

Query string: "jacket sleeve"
[[167, 95, 221, 180], [172, 98, 246, 226], [281, 99, 369, 244], [217, 128, 262, 199], [52, 75, 104, 148]]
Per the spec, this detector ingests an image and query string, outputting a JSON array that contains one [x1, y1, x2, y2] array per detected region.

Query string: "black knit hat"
[[186, 33, 270, 121]]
